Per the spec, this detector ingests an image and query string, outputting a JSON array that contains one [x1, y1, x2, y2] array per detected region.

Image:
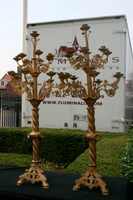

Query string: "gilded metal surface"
[[8, 26, 123, 194], [8, 31, 54, 188], [73, 167, 109, 195], [17, 162, 49, 189], [53, 24, 123, 195]]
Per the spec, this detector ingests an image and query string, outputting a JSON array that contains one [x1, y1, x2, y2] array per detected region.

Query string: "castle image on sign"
[[55, 36, 79, 58]]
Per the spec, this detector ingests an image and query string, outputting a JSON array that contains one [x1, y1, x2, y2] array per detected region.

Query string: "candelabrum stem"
[[32, 105, 39, 132], [32, 138, 39, 161], [87, 105, 97, 167], [73, 102, 109, 195], [87, 105, 95, 134], [17, 101, 49, 188], [87, 75, 92, 96], [33, 76, 38, 100], [32, 105, 40, 161]]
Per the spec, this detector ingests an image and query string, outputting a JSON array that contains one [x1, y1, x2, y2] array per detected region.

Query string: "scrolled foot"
[[42, 182, 49, 189], [72, 167, 109, 195], [17, 180, 22, 186], [17, 163, 49, 189], [73, 185, 79, 191], [102, 188, 109, 195], [73, 178, 82, 191]]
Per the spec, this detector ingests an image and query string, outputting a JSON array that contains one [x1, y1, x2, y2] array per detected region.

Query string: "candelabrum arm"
[[99, 73, 123, 97], [53, 75, 88, 98], [38, 81, 53, 100], [23, 74, 33, 88]]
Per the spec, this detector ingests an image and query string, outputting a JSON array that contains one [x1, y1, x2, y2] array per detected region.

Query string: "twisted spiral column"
[[86, 105, 97, 167], [73, 102, 109, 195], [88, 138, 96, 167], [31, 104, 40, 162], [32, 105, 39, 132], [17, 101, 49, 188], [32, 138, 39, 161], [87, 105, 95, 134]]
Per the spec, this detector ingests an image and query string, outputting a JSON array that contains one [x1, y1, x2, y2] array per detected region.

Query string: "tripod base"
[[17, 162, 49, 189], [73, 166, 109, 195]]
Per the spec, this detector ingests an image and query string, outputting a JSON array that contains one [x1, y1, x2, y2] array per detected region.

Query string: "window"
[[0, 81, 4, 86]]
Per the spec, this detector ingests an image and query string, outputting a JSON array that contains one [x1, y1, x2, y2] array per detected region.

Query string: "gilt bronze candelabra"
[[53, 24, 123, 195], [8, 31, 54, 188]]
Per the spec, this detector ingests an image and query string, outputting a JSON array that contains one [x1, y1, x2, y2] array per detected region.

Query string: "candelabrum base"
[[17, 161, 49, 189], [73, 166, 109, 195]]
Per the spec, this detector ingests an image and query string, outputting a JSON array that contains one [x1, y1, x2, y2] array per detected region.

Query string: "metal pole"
[[22, 0, 28, 127], [23, 0, 28, 53]]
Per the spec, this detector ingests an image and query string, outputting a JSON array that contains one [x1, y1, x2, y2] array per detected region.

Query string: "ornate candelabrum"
[[8, 31, 55, 188], [53, 24, 123, 195]]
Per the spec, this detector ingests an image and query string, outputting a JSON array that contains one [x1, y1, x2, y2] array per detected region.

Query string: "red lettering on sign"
[[112, 57, 119, 63], [43, 101, 102, 106]]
